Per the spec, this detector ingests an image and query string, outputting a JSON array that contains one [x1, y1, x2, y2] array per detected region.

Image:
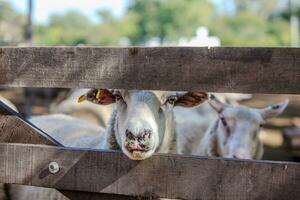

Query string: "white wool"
[[30, 114, 106, 149]]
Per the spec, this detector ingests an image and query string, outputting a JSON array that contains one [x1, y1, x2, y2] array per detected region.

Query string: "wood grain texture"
[[0, 101, 62, 146], [0, 47, 300, 93], [0, 143, 300, 200]]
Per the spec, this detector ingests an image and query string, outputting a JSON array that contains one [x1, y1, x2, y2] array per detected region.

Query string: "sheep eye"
[[87, 89, 98, 99], [115, 94, 122, 101], [167, 96, 178, 105], [220, 117, 227, 126], [113, 91, 123, 101], [126, 130, 134, 140]]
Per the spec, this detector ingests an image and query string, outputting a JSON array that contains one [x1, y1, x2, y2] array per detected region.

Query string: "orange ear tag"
[[96, 89, 104, 99], [77, 95, 86, 103]]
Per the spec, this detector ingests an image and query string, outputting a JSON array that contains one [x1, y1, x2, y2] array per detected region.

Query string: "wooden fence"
[[0, 47, 300, 200]]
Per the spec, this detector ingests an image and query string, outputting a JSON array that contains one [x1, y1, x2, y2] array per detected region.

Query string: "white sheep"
[[78, 89, 207, 160], [30, 113, 106, 148], [175, 93, 252, 154], [191, 95, 289, 159], [175, 102, 216, 154]]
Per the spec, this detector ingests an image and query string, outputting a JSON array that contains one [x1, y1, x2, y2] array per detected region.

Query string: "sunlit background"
[[1, 0, 299, 47], [1, 0, 300, 161]]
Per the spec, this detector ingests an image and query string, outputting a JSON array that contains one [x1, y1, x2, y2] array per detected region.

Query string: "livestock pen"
[[0, 47, 299, 199]]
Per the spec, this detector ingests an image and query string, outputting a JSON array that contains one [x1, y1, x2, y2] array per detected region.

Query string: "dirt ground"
[[1, 88, 299, 162]]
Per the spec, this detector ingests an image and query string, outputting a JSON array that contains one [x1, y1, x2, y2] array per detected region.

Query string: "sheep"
[[189, 95, 289, 159], [213, 93, 252, 105], [29, 113, 106, 148], [175, 93, 252, 154], [78, 89, 208, 160], [175, 101, 216, 154], [50, 89, 114, 127]]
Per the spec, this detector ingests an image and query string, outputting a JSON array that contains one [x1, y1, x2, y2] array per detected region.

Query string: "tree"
[[2, 0, 292, 47], [207, 0, 290, 46], [34, 11, 92, 45], [0, 1, 26, 45], [234, 0, 280, 19], [124, 0, 215, 45]]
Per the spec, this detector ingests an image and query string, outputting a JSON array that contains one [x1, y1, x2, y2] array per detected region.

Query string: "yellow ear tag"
[[77, 95, 86, 103], [96, 89, 104, 99]]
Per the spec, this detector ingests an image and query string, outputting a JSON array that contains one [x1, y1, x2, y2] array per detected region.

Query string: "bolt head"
[[48, 162, 59, 174]]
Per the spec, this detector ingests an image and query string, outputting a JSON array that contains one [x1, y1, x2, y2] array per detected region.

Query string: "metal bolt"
[[48, 162, 60, 174]]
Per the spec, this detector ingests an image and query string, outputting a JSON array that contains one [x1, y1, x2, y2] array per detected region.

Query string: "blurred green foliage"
[[0, 0, 299, 46], [34, 11, 92, 45], [0, 1, 26, 45]]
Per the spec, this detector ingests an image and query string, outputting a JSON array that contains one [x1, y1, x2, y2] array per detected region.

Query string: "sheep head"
[[79, 89, 208, 160], [208, 94, 288, 160]]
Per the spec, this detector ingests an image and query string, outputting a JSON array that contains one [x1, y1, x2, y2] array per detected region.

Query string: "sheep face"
[[115, 90, 167, 160], [214, 106, 264, 159], [209, 95, 288, 160], [82, 89, 207, 160]]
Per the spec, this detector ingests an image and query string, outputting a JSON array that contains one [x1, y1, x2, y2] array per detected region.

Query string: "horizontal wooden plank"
[[0, 47, 300, 93], [0, 143, 300, 200]]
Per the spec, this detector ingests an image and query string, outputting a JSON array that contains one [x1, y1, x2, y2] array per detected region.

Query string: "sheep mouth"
[[123, 146, 155, 160], [128, 148, 148, 153]]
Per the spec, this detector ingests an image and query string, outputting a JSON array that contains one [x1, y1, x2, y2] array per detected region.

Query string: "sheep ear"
[[258, 99, 289, 119], [208, 94, 225, 113], [78, 89, 116, 105], [174, 91, 208, 107]]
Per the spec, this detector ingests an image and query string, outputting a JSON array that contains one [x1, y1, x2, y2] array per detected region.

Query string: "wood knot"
[[129, 48, 138, 55]]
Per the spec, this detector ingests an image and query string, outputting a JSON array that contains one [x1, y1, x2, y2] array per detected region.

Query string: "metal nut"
[[48, 162, 60, 174]]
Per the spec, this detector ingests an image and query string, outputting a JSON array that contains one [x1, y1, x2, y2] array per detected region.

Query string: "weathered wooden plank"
[[0, 101, 62, 146], [0, 143, 300, 200], [0, 47, 300, 93]]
